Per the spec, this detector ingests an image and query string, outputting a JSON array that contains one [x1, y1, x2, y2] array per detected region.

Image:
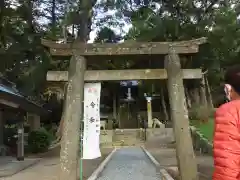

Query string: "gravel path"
[[96, 147, 162, 180]]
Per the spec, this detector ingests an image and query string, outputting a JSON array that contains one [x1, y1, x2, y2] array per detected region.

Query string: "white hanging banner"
[[82, 83, 101, 159]]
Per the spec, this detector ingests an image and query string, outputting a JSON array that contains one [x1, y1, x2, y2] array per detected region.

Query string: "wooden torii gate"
[[42, 37, 207, 180]]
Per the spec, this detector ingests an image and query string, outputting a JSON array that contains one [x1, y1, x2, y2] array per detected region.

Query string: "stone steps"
[[113, 129, 145, 142], [101, 140, 144, 148], [112, 140, 144, 147]]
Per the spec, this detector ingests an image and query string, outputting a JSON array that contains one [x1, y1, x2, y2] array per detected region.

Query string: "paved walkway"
[[96, 147, 162, 180], [3, 157, 59, 180], [0, 157, 40, 178]]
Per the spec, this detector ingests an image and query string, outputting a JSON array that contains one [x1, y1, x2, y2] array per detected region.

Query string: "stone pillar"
[[146, 97, 152, 128], [17, 116, 24, 161], [0, 110, 6, 156], [165, 48, 198, 180], [28, 113, 40, 131]]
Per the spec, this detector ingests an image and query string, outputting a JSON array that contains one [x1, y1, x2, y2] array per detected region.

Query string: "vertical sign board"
[[82, 83, 101, 159]]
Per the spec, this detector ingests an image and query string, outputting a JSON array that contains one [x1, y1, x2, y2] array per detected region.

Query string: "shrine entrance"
[[42, 37, 207, 180]]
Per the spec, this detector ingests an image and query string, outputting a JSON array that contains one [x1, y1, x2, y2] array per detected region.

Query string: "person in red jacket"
[[213, 66, 240, 180]]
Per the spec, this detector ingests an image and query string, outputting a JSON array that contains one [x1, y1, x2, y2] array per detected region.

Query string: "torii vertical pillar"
[[59, 52, 86, 180], [17, 112, 24, 161], [165, 47, 198, 180]]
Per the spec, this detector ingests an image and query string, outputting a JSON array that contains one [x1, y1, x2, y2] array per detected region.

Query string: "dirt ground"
[[145, 136, 213, 180], [3, 146, 113, 180]]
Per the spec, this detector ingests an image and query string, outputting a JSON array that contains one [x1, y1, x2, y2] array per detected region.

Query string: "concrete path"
[[3, 157, 59, 180], [0, 157, 40, 178], [96, 147, 161, 180]]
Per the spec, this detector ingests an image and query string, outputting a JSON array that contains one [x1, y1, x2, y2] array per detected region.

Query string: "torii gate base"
[[42, 38, 207, 180]]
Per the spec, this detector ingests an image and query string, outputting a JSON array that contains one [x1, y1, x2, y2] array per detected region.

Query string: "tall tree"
[[58, 0, 98, 179]]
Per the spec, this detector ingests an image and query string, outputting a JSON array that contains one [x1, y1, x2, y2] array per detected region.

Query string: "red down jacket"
[[213, 100, 240, 180]]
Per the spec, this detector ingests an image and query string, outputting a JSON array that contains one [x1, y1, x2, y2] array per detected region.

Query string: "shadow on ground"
[[2, 146, 113, 180], [145, 131, 213, 180]]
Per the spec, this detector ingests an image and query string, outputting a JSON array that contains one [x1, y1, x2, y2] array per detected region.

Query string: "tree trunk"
[[55, 83, 68, 140], [51, 0, 57, 39], [77, 0, 96, 41], [160, 87, 169, 123], [58, 0, 94, 178], [72, 24, 75, 37], [205, 75, 214, 108], [165, 49, 198, 180], [191, 88, 200, 105], [199, 76, 208, 107], [59, 54, 86, 180], [185, 87, 192, 109], [26, 0, 35, 36], [0, 0, 6, 48]]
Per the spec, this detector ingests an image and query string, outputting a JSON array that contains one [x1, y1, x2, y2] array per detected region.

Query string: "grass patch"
[[190, 119, 214, 141]]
